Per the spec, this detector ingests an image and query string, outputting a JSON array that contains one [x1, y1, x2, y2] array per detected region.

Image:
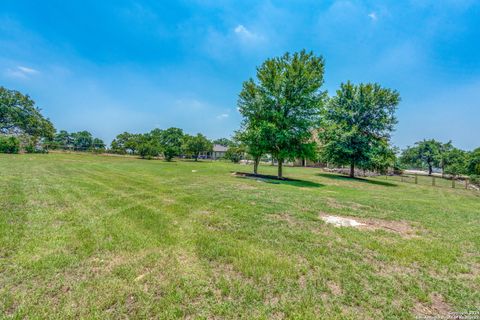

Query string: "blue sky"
[[1, 0, 479, 150]]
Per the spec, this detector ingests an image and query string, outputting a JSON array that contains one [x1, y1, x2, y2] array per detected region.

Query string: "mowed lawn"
[[1, 153, 479, 319]]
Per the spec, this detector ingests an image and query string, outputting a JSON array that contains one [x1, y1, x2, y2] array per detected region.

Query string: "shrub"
[[0, 136, 20, 154], [470, 175, 480, 186], [224, 146, 244, 163]]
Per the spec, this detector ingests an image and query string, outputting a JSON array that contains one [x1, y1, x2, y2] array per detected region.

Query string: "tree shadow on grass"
[[316, 173, 398, 187], [233, 172, 324, 188]]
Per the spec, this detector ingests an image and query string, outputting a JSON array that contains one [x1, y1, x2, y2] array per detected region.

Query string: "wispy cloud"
[[216, 113, 229, 120], [368, 12, 377, 21], [5, 65, 39, 79], [234, 24, 263, 44]]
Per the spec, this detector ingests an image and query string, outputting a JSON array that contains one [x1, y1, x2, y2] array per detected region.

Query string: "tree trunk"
[[349, 161, 355, 178], [428, 164, 432, 175], [278, 159, 283, 179], [254, 156, 259, 175]]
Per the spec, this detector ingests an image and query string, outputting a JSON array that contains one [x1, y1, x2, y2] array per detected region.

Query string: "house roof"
[[213, 144, 229, 152]]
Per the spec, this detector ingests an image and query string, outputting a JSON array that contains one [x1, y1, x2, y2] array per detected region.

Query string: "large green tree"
[[159, 127, 184, 161], [0, 87, 55, 143], [238, 50, 326, 178], [320, 82, 400, 178]]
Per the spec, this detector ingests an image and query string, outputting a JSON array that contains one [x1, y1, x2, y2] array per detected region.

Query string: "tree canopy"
[[182, 133, 212, 161], [400, 139, 442, 175], [159, 127, 184, 161], [320, 82, 400, 177], [0, 87, 55, 140], [238, 50, 326, 178]]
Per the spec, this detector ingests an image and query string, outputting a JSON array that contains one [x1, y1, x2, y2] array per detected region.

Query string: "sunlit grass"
[[0, 153, 479, 319]]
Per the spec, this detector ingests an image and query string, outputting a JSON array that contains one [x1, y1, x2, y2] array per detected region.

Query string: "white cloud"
[[368, 12, 377, 21], [234, 24, 261, 43], [216, 113, 229, 120], [5, 65, 39, 79]]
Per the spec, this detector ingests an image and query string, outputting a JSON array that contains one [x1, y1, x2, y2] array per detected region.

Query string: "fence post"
[[415, 174, 418, 184], [452, 178, 455, 188], [466, 179, 469, 190], [432, 176, 436, 186]]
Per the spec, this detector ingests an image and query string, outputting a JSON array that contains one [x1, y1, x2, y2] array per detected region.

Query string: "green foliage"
[[401, 139, 442, 175], [110, 132, 142, 154], [137, 133, 160, 159], [212, 138, 234, 147], [71, 131, 93, 151], [467, 148, 480, 175], [182, 133, 212, 161], [0, 135, 20, 154], [159, 127, 184, 161], [0, 87, 55, 139], [320, 81, 400, 177], [238, 50, 326, 178], [92, 138, 106, 153], [443, 147, 467, 177], [53, 130, 73, 150], [224, 146, 244, 163]]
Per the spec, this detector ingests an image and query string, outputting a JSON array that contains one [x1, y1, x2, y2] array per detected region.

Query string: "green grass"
[[0, 153, 479, 319]]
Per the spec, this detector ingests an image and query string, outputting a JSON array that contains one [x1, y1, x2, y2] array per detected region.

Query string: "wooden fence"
[[383, 174, 474, 190]]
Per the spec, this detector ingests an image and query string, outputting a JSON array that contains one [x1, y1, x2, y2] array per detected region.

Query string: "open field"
[[1, 153, 479, 319]]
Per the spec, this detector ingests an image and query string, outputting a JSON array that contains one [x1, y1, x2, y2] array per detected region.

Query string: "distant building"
[[211, 144, 228, 159]]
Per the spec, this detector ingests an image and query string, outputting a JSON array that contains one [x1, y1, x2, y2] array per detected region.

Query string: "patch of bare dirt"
[[327, 281, 343, 296], [319, 213, 418, 238], [413, 293, 452, 317]]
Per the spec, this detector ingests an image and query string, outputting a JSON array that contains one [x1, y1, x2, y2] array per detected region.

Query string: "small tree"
[[224, 146, 244, 163], [182, 133, 212, 161], [401, 139, 442, 175], [320, 82, 400, 178], [444, 148, 467, 178]]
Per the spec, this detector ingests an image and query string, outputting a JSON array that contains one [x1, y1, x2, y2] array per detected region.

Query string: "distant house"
[[211, 144, 228, 159]]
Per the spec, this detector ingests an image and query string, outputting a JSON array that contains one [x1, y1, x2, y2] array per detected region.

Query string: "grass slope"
[[0, 153, 479, 319]]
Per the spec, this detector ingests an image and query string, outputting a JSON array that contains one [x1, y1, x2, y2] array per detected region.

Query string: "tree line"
[[1, 50, 478, 183], [399, 139, 480, 179], [110, 129, 214, 161]]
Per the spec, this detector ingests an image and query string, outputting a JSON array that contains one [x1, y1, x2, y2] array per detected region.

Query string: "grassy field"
[[1, 153, 479, 319]]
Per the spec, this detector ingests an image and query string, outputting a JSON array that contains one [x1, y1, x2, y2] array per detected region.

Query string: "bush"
[[470, 175, 480, 186], [224, 146, 244, 163], [0, 136, 20, 154]]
